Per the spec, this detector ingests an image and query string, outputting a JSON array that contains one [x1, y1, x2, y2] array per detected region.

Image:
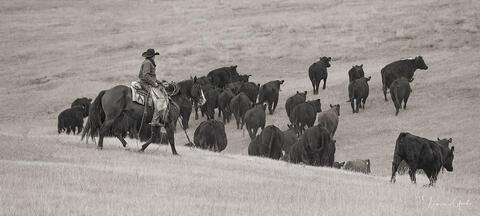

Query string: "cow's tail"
[[267, 128, 275, 157], [393, 87, 401, 109], [81, 90, 106, 142]]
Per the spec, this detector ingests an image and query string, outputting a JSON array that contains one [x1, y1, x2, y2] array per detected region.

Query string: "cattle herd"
[[58, 55, 455, 186]]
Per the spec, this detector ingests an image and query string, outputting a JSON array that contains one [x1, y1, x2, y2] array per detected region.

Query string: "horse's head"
[[191, 77, 206, 106]]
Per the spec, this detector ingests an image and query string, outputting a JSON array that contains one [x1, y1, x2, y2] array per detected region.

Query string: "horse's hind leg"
[[115, 134, 128, 149], [139, 126, 156, 152]]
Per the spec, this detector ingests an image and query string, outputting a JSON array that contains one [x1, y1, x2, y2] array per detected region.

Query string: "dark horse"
[[81, 85, 205, 154]]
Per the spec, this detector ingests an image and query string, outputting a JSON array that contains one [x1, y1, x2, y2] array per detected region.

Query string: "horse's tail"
[[82, 90, 106, 142]]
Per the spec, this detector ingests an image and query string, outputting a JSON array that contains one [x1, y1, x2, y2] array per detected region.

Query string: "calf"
[[207, 65, 239, 88], [244, 103, 267, 139], [58, 106, 85, 134], [308, 56, 331, 94], [285, 91, 307, 119], [258, 80, 284, 114], [239, 82, 260, 103], [289, 99, 322, 136], [229, 92, 252, 129], [71, 97, 92, 117], [282, 124, 298, 155], [218, 88, 235, 123], [348, 64, 365, 82], [390, 132, 455, 186], [381, 56, 428, 101], [248, 125, 284, 159], [390, 77, 412, 116], [194, 120, 228, 152], [342, 159, 371, 174], [348, 76, 371, 113], [317, 104, 340, 138]]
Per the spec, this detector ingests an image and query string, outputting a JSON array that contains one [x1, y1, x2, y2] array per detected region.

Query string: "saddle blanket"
[[130, 81, 168, 111]]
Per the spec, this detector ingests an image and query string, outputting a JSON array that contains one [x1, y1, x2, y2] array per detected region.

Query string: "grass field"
[[1, 0, 479, 215]]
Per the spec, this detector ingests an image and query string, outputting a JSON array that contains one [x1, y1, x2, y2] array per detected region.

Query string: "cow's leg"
[[235, 114, 240, 129], [218, 108, 222, 118], [362, 98, 367, 110], [383, 85, 388, 101], [268, 102, 273, 115], [322, 78, 327, 90], [355, 99, 359, 112], [311, 80, 316, 95], [403, 95, 410, 110], [194, 102, 199, 120], [247, 126, 253, 139], [252, 127, 259, 139], [390, 156, 401, 183], [350, 100, 355, 113], [272, 99, 278, 114], [408, 168, 417, 184], [315, 81, 320, 94]]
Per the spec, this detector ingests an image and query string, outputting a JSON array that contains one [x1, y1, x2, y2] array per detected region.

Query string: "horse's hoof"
[[124, 147, 131, 151], [138, 149, 144, 153], [96, 147, 103, 151]]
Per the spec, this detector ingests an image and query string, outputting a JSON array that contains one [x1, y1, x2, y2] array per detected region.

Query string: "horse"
[[81, 84, 206, 154]]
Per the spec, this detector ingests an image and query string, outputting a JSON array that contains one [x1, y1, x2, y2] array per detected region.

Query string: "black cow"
[[317, 104, 340, 138], [298, 125, 335, 167], [71, 97, 92, 117], [207, 65, 239, 88], [308, 56, 332, 94], [200, 85, 220, 120], [239, 82, 260, 103], [229, 92, 252, 129], [58, 106, 85, 134], [235, 74, 251, 82], [248, 125, 284, 159], [289, 99, 322, 136], [258, 80, 284, 114], [225, 81, 244, 95], [285, 91, 307, 119], [284, 141, 310, 164], [348, 64, 365, 82], [218, 88, 235, 123], [348, 76, 371, 113], [390, 77, 412, 116], [244, 103, 267, 139], [390, 132, 455, 186], [194, 120, 228, 152], [171, 94, 192, 129], [342, 159, 371, 174], [381, 56, 428, 101], [282, 124, 298, 154], [177, 79, 194, 99]]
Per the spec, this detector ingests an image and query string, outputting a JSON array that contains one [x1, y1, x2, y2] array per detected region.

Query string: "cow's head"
[[438, 137, 454, 171], [333, 161, 345, 169], [330, 104, 340, 116], [366, 76, 372, 82], [320, 56, 332, 67], [309, 99, 322, 112], [296, 91, 307, 100], [414, 56, 428, 70]]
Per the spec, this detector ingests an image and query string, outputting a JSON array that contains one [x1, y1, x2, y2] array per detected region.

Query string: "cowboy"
[[138, 48, 168, 127]]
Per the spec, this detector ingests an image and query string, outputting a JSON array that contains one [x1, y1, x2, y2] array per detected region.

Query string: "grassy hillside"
[[1, 0, 479, 215]]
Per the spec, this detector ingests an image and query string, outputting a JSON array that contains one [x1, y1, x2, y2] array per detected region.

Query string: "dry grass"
[[1, 0, 479, 215]]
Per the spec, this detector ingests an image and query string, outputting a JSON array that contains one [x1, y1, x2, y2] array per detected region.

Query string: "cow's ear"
[[328, 57, 332, 60], [451, 146, 454, 152], [448, 138, 452, 143], [193, 76, 197, 83], [367, 76, 371, 81], [317, 99, 321, 102], [304, 91, 307, 96], [330, 104, 333, 108], [360, 64, 363, 68], [437, 137, 441, 141], [297, 91, 299, 94], [340, 162, 345, 166], [248, 74, 252, 77], [233, 65, 237, 69], [280, 80, 284, 84]]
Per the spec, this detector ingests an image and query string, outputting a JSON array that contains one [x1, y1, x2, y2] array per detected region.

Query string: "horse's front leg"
[[115, 134, 130, 150], [166, 124, 178, 155], [139, 126, 158, 152]]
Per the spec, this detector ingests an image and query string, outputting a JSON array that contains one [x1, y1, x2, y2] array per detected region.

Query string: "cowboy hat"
[[142, 48, 159, 58]]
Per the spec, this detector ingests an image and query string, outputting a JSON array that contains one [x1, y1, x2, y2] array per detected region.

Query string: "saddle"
[[130, 81, 151, 106], [130, 81, 179, 110]]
